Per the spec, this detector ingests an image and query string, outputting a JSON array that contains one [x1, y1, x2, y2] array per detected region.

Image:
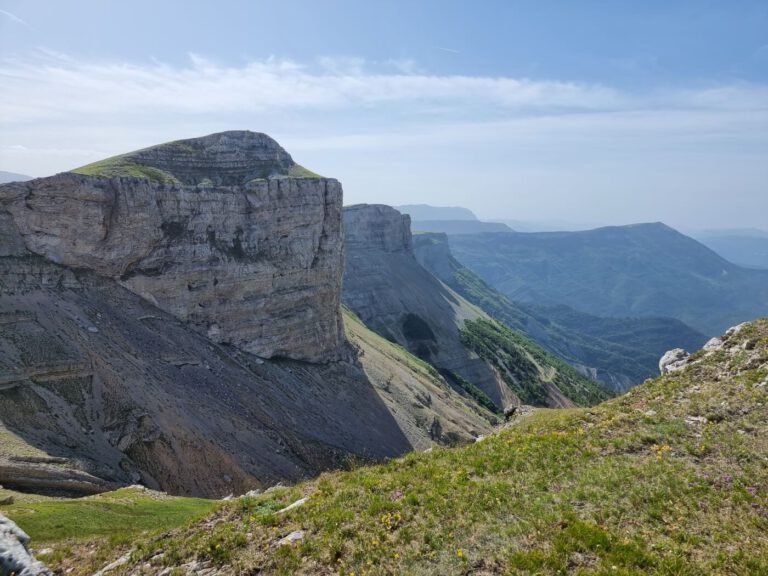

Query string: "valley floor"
[[3, 320, 768, 575]]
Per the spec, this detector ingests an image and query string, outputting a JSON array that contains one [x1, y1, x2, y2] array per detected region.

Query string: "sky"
[[1, 0, 767, 230]]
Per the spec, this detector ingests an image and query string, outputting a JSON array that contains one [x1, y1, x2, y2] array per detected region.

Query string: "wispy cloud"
[[0, 8, 30, 28], [0, 51, 635, 124], [2, 51, 766, 128], [435, 46, 461, 54], [0, 50, 766, 230]]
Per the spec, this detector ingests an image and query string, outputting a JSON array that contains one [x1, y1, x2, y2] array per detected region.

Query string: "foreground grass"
[[4, 487, 217, 571], [13, 320, 768, 575], [6, 487, 216, 543]]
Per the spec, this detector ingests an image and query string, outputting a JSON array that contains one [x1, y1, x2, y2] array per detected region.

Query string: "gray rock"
[[277, 530, 305, 546], [0, 132, 344, 363], [0, 514, 52, 575], [703, 337, 723, 351], [724, 322, 748, 339], [240, 489, 262, 498], [659, 348, 691, 375], [685, 415, 708, 426], [90, 553, 130, 576]]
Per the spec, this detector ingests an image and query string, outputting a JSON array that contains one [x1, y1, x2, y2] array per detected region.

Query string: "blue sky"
[[1, 0, 767, 229]]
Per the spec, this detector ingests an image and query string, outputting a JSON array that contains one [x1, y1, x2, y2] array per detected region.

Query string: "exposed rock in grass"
[[0, 514, 52, 575]]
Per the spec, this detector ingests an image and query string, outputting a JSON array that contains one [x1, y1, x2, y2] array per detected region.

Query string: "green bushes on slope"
[[459, 318, 612, 406]]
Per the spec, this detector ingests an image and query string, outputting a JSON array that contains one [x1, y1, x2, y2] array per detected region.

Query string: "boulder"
[[0, 514, 52, 575], [703, 337, 723, 351], [659, 348, 691, 375], [724, 322, 748, 339]]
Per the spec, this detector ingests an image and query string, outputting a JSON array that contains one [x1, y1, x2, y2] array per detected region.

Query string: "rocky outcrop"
[[659, 348, 691, 375], [0, 514, 52, 575], [0, 132, 343, 362], [659, 321, 755, 375], [0, 137, 494, 497], [343, 205, 517, 409]]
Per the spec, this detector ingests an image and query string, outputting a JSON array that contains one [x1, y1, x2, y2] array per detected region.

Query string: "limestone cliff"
[[343, 204, 515, 409], [1, 132, 343, 362], [342, 205, 607, 410], [0, 134, 494, 497]]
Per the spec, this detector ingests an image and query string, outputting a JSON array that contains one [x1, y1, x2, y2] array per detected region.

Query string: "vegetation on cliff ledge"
[[71, 155, 182, 183], [460, 318, 612, 407]]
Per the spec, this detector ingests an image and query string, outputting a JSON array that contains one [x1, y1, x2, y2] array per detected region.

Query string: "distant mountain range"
[[410, 220, 514, 234], [396, 204, 478, 221], [0, 171, 32, 184], [692, 229, 768, 270], [413, 232, 706, 391], [448, 222, 768, 336]]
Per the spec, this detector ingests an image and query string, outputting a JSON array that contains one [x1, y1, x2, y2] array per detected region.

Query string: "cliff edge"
[[1, 131, 343, 362]]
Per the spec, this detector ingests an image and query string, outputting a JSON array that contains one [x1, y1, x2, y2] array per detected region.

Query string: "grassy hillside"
[[413, 232, 706, 390], [72, 154, 182, 183], [448, 224, 768, 335], [2, 487, 217, 571], [460, 318, 611, 406], [16, 319, 768, 575]]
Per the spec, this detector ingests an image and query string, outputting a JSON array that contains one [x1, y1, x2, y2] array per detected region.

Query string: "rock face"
[[342, 205, 516, 409], [0, 514, 52, 575], [1, 132, 343, 362], [342, 205, 608, 410], [0, 135, 493, 497]]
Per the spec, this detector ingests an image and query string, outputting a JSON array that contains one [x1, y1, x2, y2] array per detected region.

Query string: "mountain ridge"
[[413, 231, 707, 390], [448, 222, 768, 335]]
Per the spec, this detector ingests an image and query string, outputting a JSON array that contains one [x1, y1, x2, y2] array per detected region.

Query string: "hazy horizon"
[[1, 0, 766, 230]]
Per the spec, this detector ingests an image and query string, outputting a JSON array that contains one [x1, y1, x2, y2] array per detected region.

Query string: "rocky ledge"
[[0, 132, 344, 362]]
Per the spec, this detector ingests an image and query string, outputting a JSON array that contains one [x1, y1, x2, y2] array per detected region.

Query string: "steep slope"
[[0, 133, 493, 498], [342, 204, 609, 410], [413, 232, 707, 390], [34, 318, 768, 576], [449, 223, 768, 335]]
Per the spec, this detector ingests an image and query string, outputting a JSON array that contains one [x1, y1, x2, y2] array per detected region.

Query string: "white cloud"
[[0, 50, 766, 230], [0, 51, 630, 124], [1, 51, 766, 129]]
